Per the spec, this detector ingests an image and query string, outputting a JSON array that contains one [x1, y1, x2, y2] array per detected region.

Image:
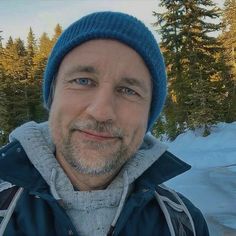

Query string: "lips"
[[77, 129, 118, 141]]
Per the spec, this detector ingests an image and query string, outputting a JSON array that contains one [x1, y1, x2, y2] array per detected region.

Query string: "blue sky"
[[0, 0, 223, 45]]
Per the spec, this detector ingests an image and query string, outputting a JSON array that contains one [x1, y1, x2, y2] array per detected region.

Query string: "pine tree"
[[1, 37, 26, 79], [153, 0, 227, 137], [220, 0, 236, 121], [0, 30, 3, 71], [39, 32, 52, 57], [51, 24, 62, 46], [15, 38, 27, 57], [222, 0, 236, 74], [33, 32, 52, 80], [26, 29, 49, 125], [5, 36, 13, 49], [26, 27, 37, 80], [0, 30, 3, 53], [0, 31, 4, 143]]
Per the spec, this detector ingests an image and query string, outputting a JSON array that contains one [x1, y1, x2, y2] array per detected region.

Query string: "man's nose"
[[85, 87, 116, 123]]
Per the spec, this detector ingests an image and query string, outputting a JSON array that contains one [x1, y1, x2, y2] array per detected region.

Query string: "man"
[[0, 11, 209, 236]]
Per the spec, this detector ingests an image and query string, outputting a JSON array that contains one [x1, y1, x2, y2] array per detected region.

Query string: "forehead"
[[58, 39, 151, 76], [63, 39, 143, 58]]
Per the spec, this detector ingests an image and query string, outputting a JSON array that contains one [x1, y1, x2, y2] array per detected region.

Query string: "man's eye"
[[118, 87, 138, 96], [71, 78, 93, 86]]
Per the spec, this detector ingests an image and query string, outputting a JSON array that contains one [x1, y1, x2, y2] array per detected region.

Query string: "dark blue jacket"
[[0, 140, 209, 236]]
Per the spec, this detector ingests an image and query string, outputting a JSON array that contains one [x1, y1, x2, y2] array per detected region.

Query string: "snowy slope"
[[165, 122, 236, 236]]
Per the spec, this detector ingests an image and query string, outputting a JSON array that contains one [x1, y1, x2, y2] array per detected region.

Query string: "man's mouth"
[[77, 129, 120, 141]]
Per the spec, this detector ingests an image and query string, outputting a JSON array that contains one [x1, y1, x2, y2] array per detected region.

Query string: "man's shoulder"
[[0, 140, 29, 166], [0, 141, 24, 216], [177, 191, 209, 230], [0, 140, 26, 174], [0, 140, 36, 189], [0, 140, 22, 159], [155, 184, 209, 236]]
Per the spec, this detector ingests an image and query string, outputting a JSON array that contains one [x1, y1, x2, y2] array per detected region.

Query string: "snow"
[[165, 121, 236, 235]]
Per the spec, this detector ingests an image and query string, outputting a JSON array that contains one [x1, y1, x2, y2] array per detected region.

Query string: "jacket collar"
[[0, 140, 49, 192], [135, 151, 191, 189], [0, 140, 190, 192]]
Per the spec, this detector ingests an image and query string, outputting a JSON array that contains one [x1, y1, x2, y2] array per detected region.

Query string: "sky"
[[0, 0, 224, 45]]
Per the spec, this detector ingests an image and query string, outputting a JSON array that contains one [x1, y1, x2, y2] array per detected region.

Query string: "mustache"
[[70, 119, 124, 138]]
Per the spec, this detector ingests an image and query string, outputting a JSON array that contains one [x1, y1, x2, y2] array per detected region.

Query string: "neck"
[[56, 152, 118, 191]]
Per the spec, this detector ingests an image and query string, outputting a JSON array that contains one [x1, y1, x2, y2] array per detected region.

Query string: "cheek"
[[50, 91, 80, 123], [118, 104, 149, 145], [48, 106, 63, 145], [48, 95, 71, 143], [119, 103, 150, 129], [49, 91, 87, 143]]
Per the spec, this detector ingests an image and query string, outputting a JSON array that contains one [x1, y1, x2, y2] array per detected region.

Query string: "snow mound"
[[165, 122, 236, 168], [165, 121, 236, 236]]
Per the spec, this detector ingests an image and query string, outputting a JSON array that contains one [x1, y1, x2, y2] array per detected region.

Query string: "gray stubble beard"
[[60, 132, 132, 176]]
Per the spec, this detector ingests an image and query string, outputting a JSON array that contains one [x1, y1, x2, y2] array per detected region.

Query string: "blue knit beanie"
[[43, 11, 167, 131]]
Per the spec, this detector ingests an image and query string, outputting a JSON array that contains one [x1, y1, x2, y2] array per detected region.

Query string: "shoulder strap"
[[155, 184, 196, 236], [0, 185, 19, 210], [0, 185, 23, 235]]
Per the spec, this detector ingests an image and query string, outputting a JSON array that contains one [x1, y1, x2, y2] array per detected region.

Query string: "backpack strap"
[[155, 184, 196, 236], [0, 184, 23, 235]]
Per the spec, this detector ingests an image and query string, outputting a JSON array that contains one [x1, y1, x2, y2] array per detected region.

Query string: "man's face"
[[49, 39, 152, 177]]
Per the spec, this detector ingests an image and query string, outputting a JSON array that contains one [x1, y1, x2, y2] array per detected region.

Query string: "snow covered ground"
[[165, 122, 236, 236]]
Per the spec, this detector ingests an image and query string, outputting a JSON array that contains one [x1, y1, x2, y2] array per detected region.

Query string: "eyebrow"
[[64, 65, 99, 78]]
